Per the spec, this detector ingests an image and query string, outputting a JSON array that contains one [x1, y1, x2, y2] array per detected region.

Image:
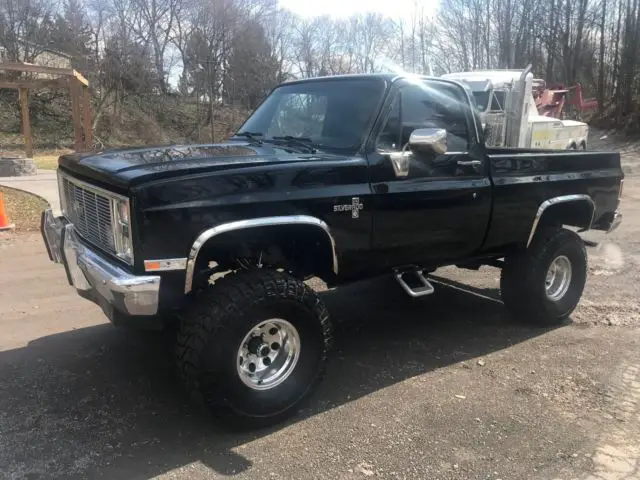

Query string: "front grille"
[[60, 175, 116, 255]]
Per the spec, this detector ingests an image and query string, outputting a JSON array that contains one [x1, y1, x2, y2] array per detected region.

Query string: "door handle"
[[457, 160, 482, 167]]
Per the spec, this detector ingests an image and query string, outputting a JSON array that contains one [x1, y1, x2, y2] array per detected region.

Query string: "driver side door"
[[367, 79, 492, 268]]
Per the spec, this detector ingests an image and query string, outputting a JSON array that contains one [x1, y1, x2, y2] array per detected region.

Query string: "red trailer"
[[565, 83, 598, 120]]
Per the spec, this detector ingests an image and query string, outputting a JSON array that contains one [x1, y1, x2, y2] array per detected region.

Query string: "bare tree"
[[0, 0, 55, 62], [1, 0, 640, 140], [130, 0, 182, 93], [263, 6, 295, 82]]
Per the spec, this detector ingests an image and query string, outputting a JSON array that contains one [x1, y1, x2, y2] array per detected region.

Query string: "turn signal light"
[[144, 261, 162, 271], [144, 258, 187, 272]]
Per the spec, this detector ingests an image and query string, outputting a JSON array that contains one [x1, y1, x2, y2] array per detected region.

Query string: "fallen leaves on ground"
[[0, 186, 49, 232]]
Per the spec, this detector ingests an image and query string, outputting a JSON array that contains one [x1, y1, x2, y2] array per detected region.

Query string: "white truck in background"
[[441, 66, 590, 150]]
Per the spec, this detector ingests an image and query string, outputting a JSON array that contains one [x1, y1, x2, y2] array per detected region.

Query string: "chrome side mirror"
[[409, 128, 447, 155], [384, 128, 448, 178]]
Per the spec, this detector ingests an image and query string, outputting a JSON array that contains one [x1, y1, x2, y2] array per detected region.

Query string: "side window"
[[377, 96, 401, 151], [376, 82, 471, 153]]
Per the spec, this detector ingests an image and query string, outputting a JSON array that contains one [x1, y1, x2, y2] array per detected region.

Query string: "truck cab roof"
[[280, 73, 465, 89]]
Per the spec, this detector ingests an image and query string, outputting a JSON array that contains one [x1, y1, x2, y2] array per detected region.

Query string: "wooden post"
[[82, 86, 93, 150], [69, 78, 83, 152], [19, 88, 33, 158]]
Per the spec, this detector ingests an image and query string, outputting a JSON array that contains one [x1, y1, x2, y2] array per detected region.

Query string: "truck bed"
[[479, 147, 623, 253]]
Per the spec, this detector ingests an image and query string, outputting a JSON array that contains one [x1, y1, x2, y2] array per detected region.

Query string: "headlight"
[[112, 197, 133, 264]]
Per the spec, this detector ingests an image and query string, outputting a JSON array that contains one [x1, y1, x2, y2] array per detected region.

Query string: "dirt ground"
[[0, 133, 639, 479]]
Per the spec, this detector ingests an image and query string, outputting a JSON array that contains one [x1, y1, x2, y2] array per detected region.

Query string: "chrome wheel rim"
[[545, 255, 572, 301], [237, 318, 301, 391]]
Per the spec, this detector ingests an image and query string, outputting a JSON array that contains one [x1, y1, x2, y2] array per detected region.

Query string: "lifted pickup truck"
[[41, 73, 623, 427]]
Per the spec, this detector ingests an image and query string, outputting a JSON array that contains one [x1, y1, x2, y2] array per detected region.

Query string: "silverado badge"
[[334, 197, 364, 219]]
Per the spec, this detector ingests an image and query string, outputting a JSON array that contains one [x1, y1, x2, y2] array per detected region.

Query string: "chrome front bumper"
[[41, 208, 160, 317]]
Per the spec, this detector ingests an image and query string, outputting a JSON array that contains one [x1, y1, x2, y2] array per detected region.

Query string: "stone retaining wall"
[[0, 158, 37, 176]]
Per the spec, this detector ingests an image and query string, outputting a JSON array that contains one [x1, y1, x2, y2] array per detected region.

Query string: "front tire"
[[500, 227, 587, 326], [176, 270, 333, 428]]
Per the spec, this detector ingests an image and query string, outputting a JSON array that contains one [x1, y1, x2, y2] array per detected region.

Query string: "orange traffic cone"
[[0, 192, 15, 231]]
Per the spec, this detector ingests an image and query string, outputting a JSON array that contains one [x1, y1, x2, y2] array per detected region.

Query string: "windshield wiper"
[[234, 131, 263, 144], [270, 136, 318, 153]]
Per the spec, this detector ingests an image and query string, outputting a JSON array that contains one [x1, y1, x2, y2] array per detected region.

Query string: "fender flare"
[[184, 215, 339, 293], [527, 194, 595, 247]]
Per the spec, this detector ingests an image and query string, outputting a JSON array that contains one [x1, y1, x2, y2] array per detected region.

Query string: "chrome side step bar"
[[395, 269, 435, 297]]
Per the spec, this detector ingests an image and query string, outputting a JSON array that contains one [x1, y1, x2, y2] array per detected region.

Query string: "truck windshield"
[[236, 78, 386, 153], [472, 91, 491, 112], [472, 90, 506, 112]]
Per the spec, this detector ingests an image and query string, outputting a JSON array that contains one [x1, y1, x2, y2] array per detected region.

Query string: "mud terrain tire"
[[176, 269, 332, 428], [501, 227, 587, 326]]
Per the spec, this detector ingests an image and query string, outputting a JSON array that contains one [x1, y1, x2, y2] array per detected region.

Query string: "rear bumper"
[[581, 210, 622, 247], [607, 211, 623, 233], [41, 208, 161, 317]]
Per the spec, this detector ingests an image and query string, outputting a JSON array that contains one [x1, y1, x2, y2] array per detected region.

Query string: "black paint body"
[[57, 74, 624, 314]]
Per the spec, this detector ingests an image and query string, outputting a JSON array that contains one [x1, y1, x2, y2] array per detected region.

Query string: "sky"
[[277, 0, 439, 20]]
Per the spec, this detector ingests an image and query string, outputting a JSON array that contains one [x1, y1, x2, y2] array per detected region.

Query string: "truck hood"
[[58, 142, 344, 190]]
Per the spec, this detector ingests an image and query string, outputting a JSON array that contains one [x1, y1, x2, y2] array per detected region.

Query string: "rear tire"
[[176, 269, 333, 429], [500, 227, 587, 326]]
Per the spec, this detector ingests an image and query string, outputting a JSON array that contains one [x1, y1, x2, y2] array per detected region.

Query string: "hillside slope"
[[0, 90, 250, 153]]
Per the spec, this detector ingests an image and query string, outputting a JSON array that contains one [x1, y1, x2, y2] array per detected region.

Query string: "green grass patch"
[[33, 153, 64, 170], [0, 147, 70, 170]]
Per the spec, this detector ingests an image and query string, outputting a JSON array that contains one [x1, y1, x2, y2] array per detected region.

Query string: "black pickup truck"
[[41, 73, 623, 427]]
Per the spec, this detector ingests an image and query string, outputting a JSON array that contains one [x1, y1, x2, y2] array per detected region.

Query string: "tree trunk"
[[571, 0, 587, 85], [563, 0, 572, 83], [546, 0, 556, 81], [598, 0, 607, 112], [612, 0, 623, 104]]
